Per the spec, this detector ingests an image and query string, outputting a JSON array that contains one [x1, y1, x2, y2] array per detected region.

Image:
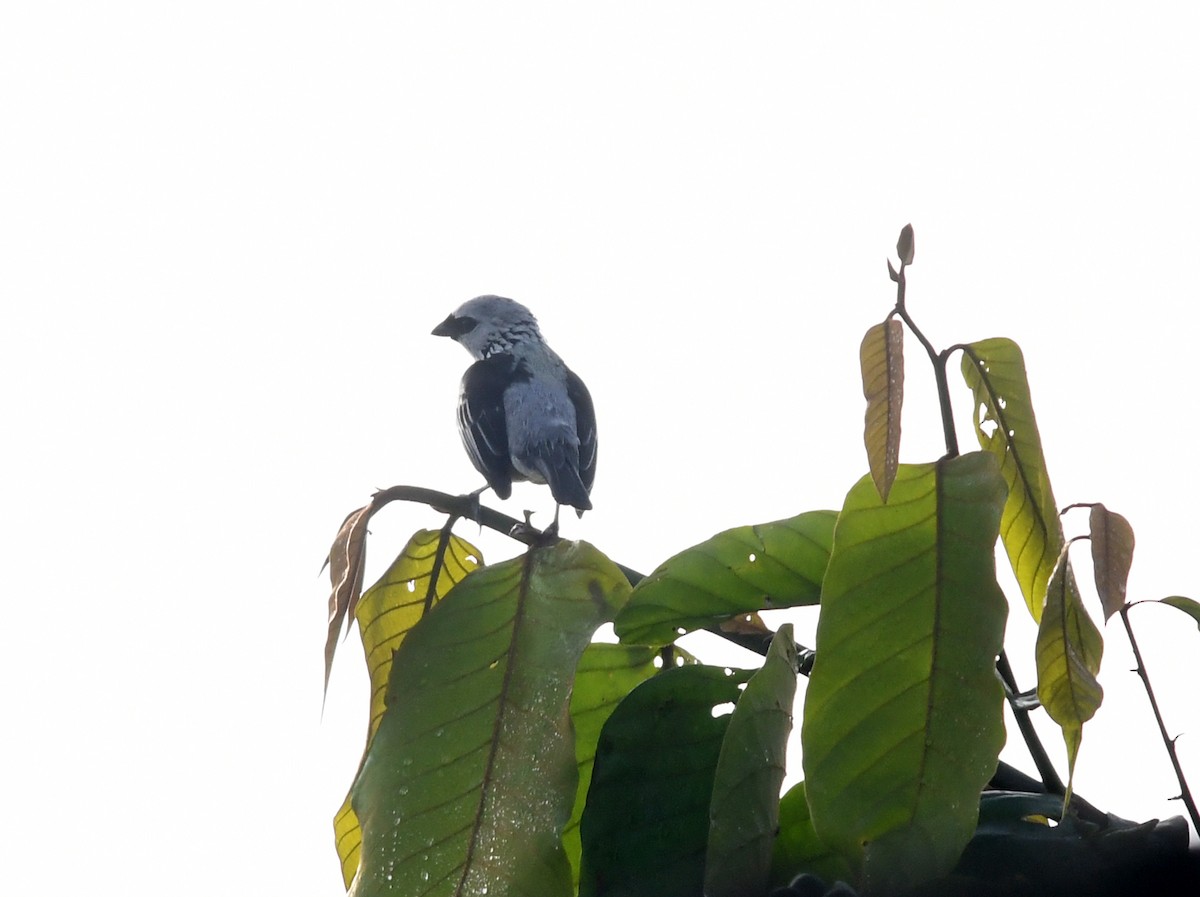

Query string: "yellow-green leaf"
[[1089, 504, 1135, 622], [960, 338, 1064, 621], [1035, 548, 1104, 807], [860, 319, 904, 502], [332, 528, 482, 889]]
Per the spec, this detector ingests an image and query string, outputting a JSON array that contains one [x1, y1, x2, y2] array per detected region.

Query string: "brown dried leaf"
[[323, 502, 374, 698], [1089, 504, 1135, 622], [718, 611, 773, 637], [896, 223, 915, 266], [860, 319, 904, 501]]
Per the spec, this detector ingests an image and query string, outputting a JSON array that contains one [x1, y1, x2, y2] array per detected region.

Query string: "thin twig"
[[1120, 605, 1200, 834], [363, 485, 793, 656], [996, 652, 1065, 795], [891, 263, 959, 458]]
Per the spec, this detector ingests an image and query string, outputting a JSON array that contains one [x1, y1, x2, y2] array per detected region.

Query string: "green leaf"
[[333, 528, 482, 889], [860, 319, 904, 502], [768, 782, 856, 888], [614, 511, 836, 645], [960, 338, 1065, 621], [1088, 504, 1135, 621], [705, 625, 799, 897], [578, 664, 753, 897], [563, 643, 660, 889], [348, 540, 630, 897], [1157, 595, 1200, 630], [1036, 548, 1104, 805], [801, 454, 1009, 897]]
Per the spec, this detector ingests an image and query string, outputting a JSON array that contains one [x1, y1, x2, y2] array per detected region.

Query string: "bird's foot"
[[509, 509, 561, 547], [509, 509, 540, 543]]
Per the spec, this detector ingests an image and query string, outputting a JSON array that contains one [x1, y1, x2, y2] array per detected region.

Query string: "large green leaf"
[[614, 511, 836, 646], [768, 782, 855, 888], [1035, 549, 1103, 803], [334, 529, 482, 888], [705, 625, 798, 897], [801, 454, 1008, 897], [960, 338, 1064, 621], [563, 643, 660, 889], [578, 664, 753, 897], [860, 319, 904, 502], [348, 540, 630, 897]]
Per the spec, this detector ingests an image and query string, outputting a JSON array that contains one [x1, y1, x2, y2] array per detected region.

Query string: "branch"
[[996, 651, 1065, 795], [364, 485, 793, 659], [1121, 605, 1200, 834]]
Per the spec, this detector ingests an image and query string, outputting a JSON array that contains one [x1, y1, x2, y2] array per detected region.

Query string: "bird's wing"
[[458, 354, 524, 499], [565, 368, 598, 495]]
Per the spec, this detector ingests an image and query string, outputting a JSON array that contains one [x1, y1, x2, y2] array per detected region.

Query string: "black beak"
[[432, 314, 477, 339]]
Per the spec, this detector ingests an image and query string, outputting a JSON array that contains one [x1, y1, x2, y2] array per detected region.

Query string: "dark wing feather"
[[565, 368, 598, 496], [458, 354, 524, 499]]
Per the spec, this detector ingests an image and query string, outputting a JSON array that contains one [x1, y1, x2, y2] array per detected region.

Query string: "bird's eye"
[[451, 316, 479, 336]]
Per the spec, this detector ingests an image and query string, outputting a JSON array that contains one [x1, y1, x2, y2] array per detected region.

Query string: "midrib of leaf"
[[454, 548, 536, 896]]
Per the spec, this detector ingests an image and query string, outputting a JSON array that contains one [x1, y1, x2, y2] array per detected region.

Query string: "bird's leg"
[[461, 485, 489, 526], [541, 504, 563, 542]]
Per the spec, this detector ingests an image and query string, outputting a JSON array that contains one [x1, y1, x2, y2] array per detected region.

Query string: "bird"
[[432, 295, 597, 531]]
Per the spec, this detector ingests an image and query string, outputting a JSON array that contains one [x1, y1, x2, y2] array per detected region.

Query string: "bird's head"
[[432, 295, 543, 360]]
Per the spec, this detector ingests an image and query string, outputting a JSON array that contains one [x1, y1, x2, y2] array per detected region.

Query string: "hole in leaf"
[[748, 553, 757, 563], [711, 702, 735, 719]]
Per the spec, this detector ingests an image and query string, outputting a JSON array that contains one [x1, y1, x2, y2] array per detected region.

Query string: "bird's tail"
[[538, 443, 593, 514]]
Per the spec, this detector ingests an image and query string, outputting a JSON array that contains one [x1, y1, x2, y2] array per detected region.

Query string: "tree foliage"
[[322, 228, 1198, 896]]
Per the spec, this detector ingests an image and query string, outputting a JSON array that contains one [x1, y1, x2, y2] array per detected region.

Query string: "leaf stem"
[[1120, 604, 1200, 834], [892, 264, 959, 458]]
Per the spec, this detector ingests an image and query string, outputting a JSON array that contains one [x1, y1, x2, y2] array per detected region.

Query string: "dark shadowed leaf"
[[348, 541, 630, 897], [563, 643, 660, 889], [332, 528, 482, 888], [896, 223, 915, 265], [1035, 547, 1103, 806], [802, 454, 1008, 896], [1157, 595, 1200, 630], [705, 626, 798, 897], [960, 338, 1065, 621], [1088, 504, 1135, 621], [860, 319, 904, 501], [887, 258, 900, 282], [578, 664, 753, 897], [614, 511, 836, 646], [769, 782, 856, 888]]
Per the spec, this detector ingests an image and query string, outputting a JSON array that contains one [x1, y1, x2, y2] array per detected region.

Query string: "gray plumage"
[[432, 295, 597, 515]]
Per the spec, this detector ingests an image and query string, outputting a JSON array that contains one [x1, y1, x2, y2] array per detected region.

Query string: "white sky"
[[3, 4, 1199, 895]]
